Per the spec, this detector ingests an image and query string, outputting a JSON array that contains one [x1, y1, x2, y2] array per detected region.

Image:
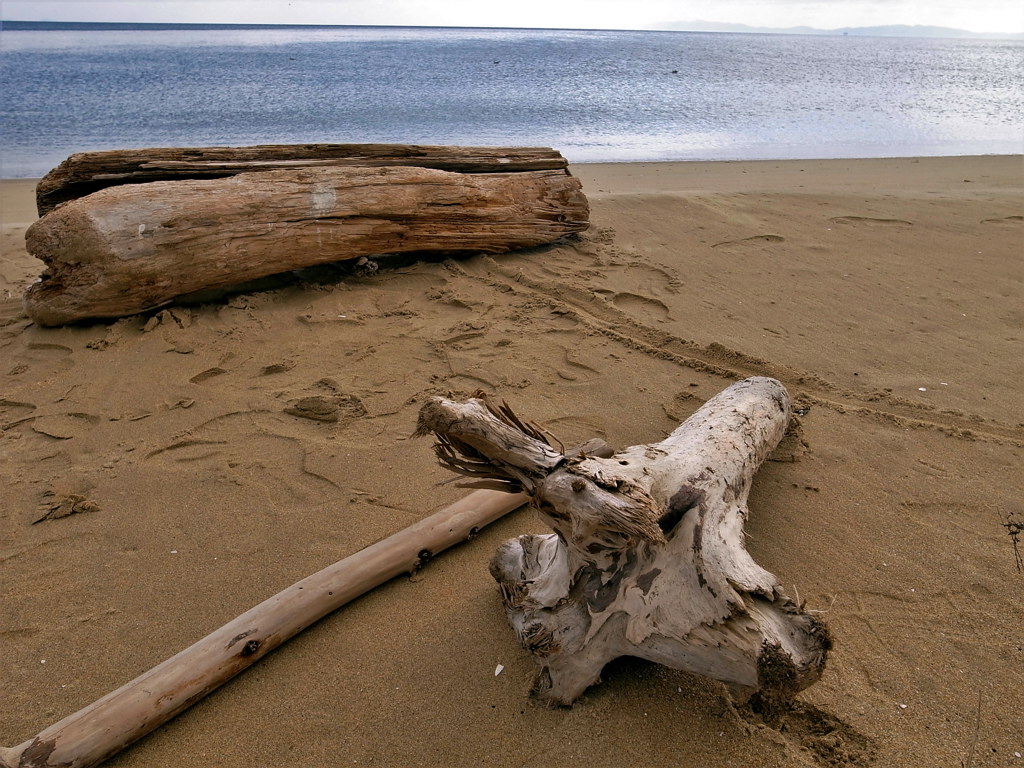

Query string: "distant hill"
[[0, 20, 348, 31], [654, 20, 1024, 40], [2, 19, 1022, 39]]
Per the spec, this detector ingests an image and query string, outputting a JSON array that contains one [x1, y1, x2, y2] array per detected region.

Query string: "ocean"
[[1, 25, 1021, 177]]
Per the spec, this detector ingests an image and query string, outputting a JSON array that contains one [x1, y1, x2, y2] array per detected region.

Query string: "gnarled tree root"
[[416, 376, 830, 706]]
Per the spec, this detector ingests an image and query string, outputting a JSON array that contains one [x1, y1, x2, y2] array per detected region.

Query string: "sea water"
[[1, 25, 1021, 177]]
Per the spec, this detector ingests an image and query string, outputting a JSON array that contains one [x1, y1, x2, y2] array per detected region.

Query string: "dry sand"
[[1, 156, 1022, 767]]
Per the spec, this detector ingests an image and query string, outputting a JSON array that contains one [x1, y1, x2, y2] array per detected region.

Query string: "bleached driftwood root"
[[416, 377, 830, 706]]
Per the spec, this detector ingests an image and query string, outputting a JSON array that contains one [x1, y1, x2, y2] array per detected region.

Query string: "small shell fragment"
[[494, 664, 504, 676]]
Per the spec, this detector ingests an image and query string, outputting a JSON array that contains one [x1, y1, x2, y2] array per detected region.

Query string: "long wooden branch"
[[416, 378, 831, 706], [1, 435, 611, 768], [0, 488, 529, 768], [35, 143, 570, 215]]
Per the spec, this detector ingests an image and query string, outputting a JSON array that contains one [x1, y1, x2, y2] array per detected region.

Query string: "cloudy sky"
[[3, 0, 1022, 33]]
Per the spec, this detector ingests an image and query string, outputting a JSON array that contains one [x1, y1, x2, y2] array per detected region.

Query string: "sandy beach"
[[2, 155, 1022, 767]]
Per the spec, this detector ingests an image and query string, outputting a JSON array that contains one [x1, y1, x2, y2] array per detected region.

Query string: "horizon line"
[[1, 19, 1022, 39]]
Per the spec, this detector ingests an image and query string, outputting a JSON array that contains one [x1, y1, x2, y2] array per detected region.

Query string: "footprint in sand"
[[144, 410, 349, 496], [368, 271, 445, 314], [662, 390, 705, 422], [283, 379, 367, 425], [285, 393, 366, 423], [31, 412, 100, 440], [26, 342, 73, 353], [189, 367, 228, 384], [592, 263, 680, 298], [554, 346, 602, 383], [844, 587, 1004, 654], [610, 292, 670, 322], [542, 415, 607, 443], [622, 263, 680, 294], [980, 215, 1022, 226], [145, 437, 228, 462], [260, 361, 296, 376], [711, 234, 786, 250], [0, 398, 36, 416], [829, 216, 913, 227], [738, 701, 877, 766], [21, 342, 73, 366], [0, 299, 31, 327]]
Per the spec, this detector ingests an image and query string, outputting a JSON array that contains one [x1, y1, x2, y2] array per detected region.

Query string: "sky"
[[2, 0, 1022, 34]]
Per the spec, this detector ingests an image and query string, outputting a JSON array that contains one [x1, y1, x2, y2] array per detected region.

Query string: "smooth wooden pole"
[[1, 488, 528, 768]]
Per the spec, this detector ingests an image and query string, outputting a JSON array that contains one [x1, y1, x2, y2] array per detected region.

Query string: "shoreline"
[[4, 21, 1024, 39], [4, 151, 1023, 181], [2, 152, 1022, 768], [5, 152, 1020, 188]]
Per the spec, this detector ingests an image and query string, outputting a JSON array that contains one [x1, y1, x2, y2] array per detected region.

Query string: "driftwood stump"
[[24, 163, 588, 326], [415, 377, 830, 706]]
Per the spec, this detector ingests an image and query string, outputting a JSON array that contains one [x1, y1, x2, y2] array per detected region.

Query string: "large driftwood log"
[[24, 165, 588, 326], [415, 377, 831, 706], [36, 143, 569, 215]]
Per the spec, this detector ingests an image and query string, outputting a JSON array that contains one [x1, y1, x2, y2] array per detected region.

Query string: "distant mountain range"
[[2, 19, 1022, 40], [654, 21, 1023, 40], [0, 20, 346, 31]]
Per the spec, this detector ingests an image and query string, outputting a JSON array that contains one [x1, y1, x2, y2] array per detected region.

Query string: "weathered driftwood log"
[[36, 143, 569, 215], [415, 377, 831, 706], [24, 165, 589, 326]]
